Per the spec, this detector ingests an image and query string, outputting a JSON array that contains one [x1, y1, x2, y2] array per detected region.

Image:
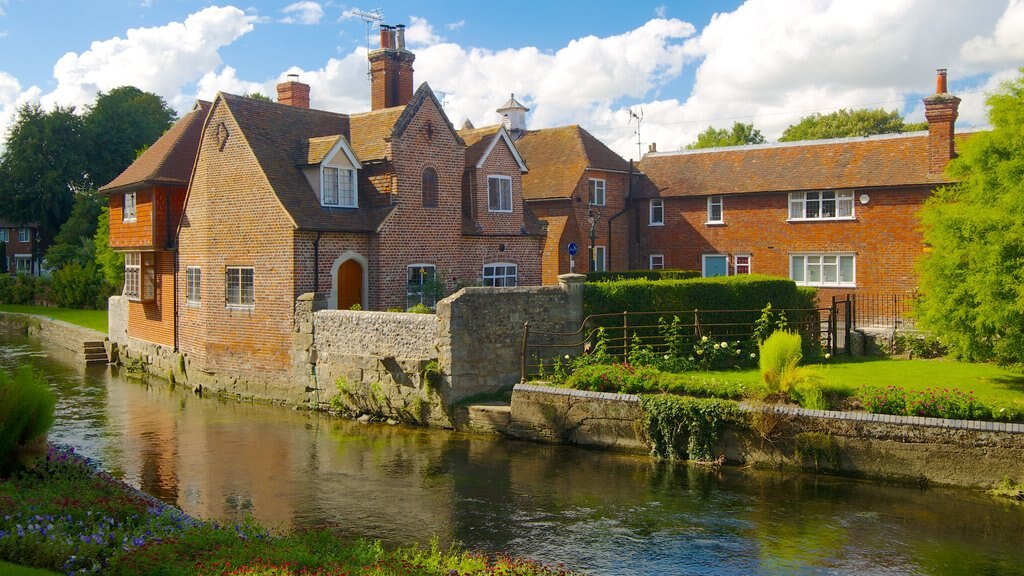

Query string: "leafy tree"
[[45, 190, 103, 270], [244, 92, 272, 102], [685, 122, 765, 149], [779, 108, 925, 142], [917, 69, 1024, 368], [94, 206, 123, 292], [0, 103, 87, 242], [84, 86, 176, 188]]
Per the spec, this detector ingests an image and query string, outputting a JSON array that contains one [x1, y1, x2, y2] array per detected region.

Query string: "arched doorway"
[[330, 252, 367, 310]]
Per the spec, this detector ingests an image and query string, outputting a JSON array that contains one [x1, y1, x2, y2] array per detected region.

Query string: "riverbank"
[[0, 311, 109, 365]]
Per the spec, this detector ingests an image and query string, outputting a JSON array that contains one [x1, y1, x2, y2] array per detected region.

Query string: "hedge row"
[[586, 269, 701, 282]]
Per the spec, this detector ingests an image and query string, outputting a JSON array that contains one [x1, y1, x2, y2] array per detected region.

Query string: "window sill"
[[186, 301, 201, 308], [648, 222, 664, 227], [321, 204, 358, 209], [226, 304, 255, 311], [794, 283, 857, 288], [705, 221, 725, 226], [122, 218, 137, 224], [488, 209, 514, 214], [787, 217, 857, 223]]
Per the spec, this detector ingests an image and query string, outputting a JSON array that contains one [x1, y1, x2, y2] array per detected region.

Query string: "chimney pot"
[[649, 142, 657, 153], [379, 24, 391, 49], [936, 68, 948, 94], [395, 24, 406, 50]]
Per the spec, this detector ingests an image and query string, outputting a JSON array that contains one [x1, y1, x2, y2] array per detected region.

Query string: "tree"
[[244, 92, 272, 102], [916, 69, 1024, 368], [685, 122, 765, 149], [84, 86, 176, 188], [45, 190, 103, 270], [779, 108, 926, 142], [93, 206, 123, 292], [0, 103, 87, 242]]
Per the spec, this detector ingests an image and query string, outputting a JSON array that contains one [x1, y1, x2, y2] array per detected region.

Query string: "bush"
[[407, 303, 433, 314], [0, 366, 56, 472], [906, 388, 988, 420], [759, 331, 803, 394], [639, 394, 745, 461], [586, 269, 700, 282], [49, 262, 109, 310], [861, 385, 907, 414], [563, 363, 657, 394], [0, 274, 49, 305]]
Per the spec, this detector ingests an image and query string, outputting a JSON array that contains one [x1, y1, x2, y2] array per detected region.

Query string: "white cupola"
[[496, 93, 529, 137]]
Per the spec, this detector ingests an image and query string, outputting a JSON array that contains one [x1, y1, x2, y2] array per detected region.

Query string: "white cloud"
[[655, 5, 667, 18], [0, 72, 43, 144], [960, 0, 1024, 68], [447, 19, 465, 31], [40, 6, 255, 113], [406, 16, 442, 47], [281, 2, 324, 25]]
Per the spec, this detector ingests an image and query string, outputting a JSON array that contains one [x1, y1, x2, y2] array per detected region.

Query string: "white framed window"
[[321, 166, 357, 208], [226, 266, 255, 308], [588, 179, 606, 206], [15, 255, 32, 274], [649, 199, 664, 226], [18, 228, 31, 243], [649, 254, 664, 270], [186, 267, 201, 306], [789, 190, 854, 220], [407, 264, 438, 308], [123, 193, 137, 223], [734, 254, 751, 275], [591, 245, 606, 272], [487, 175, 512, 212], [790, 253, 855, 287], [707, 195, 723, 224], [702, 254, 728, 277], [0, 229, 8, 243], [124, 252, 154, 301], [482, 263, 517, 287]]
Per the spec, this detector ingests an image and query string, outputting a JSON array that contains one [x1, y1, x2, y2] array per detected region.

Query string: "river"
[[3, 329, 1023, 575]]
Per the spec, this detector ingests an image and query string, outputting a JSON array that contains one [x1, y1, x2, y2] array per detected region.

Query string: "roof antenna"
[[351, 8, 385, 79], [626, 106, 644, 160]]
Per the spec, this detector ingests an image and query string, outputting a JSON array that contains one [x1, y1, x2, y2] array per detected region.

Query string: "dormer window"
[[321, 166, 357, 208]]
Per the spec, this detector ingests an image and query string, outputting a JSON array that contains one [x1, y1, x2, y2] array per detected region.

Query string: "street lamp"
[[587, 207, 602, 272]]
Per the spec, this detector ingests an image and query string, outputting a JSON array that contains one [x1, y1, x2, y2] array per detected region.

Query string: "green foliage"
[[93, 206, 123, 293], [348, 303, 362, 311], [586, 269, 700, 282], [407, 302, 433, 314], [421, 360, 442, 391], [685, 121, 765, 149], [0, 366, 56, 472], [752, 303, 789, 344], [917, 69, 1024, 369], [121, 356, 147, 376], [48, 262, 108, 310], [989, 476, 1024, 502], [883, 332, 946, 359], [779, 108, 923, 142], [759, 331, 804, 394], [639, 394, 744, 461], [794, 432, 842, 470], [243, 92, 273, 102], [0, 274, 48, 306], [44, 190, 103, 270], [564, 363, 658, 394], [859, 384, 1018, 422], [83, 86, 176, 189]]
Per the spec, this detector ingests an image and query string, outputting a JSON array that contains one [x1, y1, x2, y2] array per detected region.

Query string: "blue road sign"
[[567, 242, 578, 256]]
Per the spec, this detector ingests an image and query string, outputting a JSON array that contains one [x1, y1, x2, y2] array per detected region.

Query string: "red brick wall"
[[109, 189, 155, 249], [458, 236, 543, 288], [528, 202, 580, 284], [636, 186, 933, 296], [293, 231, 374, 309], [127, 250, 175, 347], [177, 99, 298, 377], [471, 138, 527, 236]]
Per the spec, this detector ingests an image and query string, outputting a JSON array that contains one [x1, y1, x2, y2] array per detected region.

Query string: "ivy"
[[638, 394, 745, 462]]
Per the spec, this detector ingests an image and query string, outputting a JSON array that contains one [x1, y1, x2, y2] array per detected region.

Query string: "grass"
[[0, 560, 60, 575], [0, 305, 107, 335], [1, 445, 575, 576]]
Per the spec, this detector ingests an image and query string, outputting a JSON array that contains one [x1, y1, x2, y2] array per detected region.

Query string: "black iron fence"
[[851, 292, 917, 330], [521, 299, 851, 381]]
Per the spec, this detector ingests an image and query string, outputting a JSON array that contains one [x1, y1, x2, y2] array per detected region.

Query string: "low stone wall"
[[506, 384, 1024, 489], [0, 311, 108, 363]]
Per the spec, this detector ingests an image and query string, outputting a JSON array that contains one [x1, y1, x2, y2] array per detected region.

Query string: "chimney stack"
[[923, 68, 960, 175], [649, 142, 657, 153], [276, 73, 310, 108], [368, 23, 416, 110]]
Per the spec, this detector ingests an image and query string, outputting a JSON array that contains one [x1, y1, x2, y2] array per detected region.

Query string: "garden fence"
[[850, 292, 917, 330]]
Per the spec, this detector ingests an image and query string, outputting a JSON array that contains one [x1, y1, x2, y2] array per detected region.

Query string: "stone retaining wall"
[[506, 383, 1024, 489], [0, 311, 107, 363]]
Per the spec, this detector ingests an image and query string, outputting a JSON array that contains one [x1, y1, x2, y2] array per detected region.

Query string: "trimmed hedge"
[[586, 269, 701, 282], [584, 274, 817, 316]]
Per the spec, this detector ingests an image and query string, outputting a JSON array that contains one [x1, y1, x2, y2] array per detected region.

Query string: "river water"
[[3, 329, 1023, 575]]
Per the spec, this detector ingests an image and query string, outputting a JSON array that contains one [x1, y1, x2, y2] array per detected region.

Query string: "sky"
[[0, 0, 1022, 161]]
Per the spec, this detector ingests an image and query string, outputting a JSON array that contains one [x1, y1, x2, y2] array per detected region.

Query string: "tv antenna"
[[351, 8, 384, 79], [626, 106, 644, 160]]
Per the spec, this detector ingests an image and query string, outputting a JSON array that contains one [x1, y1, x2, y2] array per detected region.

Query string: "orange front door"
[[337, 259, 363, 309]]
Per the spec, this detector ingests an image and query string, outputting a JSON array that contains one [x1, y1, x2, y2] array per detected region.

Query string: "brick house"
[[489, 95, 635, 284], [635, 70, 965, 302], [102, 24, 543, 386], [0, 221, 42, 276]]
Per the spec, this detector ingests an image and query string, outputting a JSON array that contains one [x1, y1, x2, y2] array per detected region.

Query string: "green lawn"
[[0, 305, 107, 335], [0, 560, 60, 576]]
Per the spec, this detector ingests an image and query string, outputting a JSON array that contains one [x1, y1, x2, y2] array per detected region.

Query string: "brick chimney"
[[923, 68, 960, 175], [277, 74, 310, 108], [369, 24, 416, 110]]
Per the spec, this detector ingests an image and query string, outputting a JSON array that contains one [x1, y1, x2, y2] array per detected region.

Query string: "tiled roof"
[[99, 100, 211, 193], [460, 125, 501, 167], [220, 93, 393, 232], [303, 135, 342, 165], [516, 125, 631, 200], [349, 107, 405, 161], [636, 131, 972, 198]]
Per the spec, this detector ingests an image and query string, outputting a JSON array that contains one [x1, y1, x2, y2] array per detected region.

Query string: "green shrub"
[[586, 269, 700, 282], [861, 385, 907, 414], [49, 262, 109, 310], [1, 274, 48, 306], [563, 363, 657, 394], [639, 394, 744, 461], [0, 366, 56, 471], [906, 387, 989, 420], [759, 331, 803, 394], [407, 303, 433, 314]]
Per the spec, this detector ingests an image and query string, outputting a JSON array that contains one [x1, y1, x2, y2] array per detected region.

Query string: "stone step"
[[82, 341, 109, 365], [466, 402, 511, 433]]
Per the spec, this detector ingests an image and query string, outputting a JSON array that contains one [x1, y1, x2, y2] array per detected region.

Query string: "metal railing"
[[851, 292, 917, 330]]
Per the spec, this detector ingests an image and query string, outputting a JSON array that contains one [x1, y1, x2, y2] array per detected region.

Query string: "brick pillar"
[[923, 69, 960, 175], [277, 76, 310, 109]]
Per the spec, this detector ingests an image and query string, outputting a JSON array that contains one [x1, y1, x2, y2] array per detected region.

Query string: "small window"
[[226, 267, 255, 308], [18, 228, 31, 243], [422, 168, 439, 207], [707, 195, 723, 224], [407, 264, 438, 308], [14, 256, 32, 274], [482, 263, 518, 287], [789, 191, 854, 220], [0, 229, 8, 243], [124, 252, 155, 302], [591, 246, 606, 272], [487, 176, 512, 212], [186, 267, 201, 305], [649, 254, 664, 270], [321, 167, 357, 208], [649, 199, 664, 226], [734, 254, 751, 275], [588, 179, 606, 206], [790, 253, 855, 287], [123, 193, 137, 223]]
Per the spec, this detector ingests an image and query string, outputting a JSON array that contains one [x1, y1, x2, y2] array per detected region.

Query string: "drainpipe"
[[313, 232, 321, 293], [606, 160, 634, 270]]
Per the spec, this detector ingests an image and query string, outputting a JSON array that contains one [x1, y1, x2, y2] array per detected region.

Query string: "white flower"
[[750, 353, 756, 359], [701, 336, 709, 343], [663, 355, 670, 360], [824, 353, 831, 360], [564, 354, 570, 360], [720, 341, 728, 348], [696, 349, 704, 355]]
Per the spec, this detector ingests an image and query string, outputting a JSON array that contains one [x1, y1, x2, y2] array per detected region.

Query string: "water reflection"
[[3, 327, 1023, 575]]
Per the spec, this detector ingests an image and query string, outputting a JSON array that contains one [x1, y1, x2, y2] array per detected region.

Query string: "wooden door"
[[337, 259, 363, 309]]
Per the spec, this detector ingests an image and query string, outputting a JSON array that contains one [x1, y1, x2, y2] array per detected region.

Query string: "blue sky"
[[1, 1, 1021, 159]]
